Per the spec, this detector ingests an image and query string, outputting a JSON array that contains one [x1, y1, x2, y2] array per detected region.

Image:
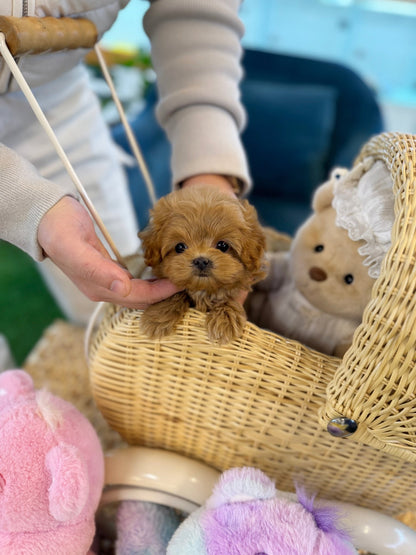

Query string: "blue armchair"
[[112, 49, 383, 234]]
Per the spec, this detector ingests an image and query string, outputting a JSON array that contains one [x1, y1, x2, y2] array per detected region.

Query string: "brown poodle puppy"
[[139, 184, 267, 344]]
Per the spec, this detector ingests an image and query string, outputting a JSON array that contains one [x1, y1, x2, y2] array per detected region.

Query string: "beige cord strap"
[[94, 44, 157, 207]]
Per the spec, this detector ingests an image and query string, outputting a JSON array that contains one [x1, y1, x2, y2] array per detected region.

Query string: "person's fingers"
[[38, 197, 181, 306], [123, 278, 180, 308], [46, 239, 180, 307], [64, 246, 133, 301]]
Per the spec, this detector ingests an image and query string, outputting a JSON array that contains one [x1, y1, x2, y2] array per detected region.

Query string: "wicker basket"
[[88, 132, 416, 517]]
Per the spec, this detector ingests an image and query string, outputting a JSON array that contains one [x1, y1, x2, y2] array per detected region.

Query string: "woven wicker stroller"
[[88, 132, 416, 521], [2, 13, 416, 552]]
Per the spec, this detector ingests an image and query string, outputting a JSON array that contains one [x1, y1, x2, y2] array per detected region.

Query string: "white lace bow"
[[331, 158, 394, 278]]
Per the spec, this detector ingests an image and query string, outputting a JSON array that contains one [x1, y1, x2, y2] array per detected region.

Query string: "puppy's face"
[[139, 185, 267, 295]]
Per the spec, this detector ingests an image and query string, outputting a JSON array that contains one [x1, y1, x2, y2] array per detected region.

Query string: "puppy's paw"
[[206, 301, 246, 345], [140, 292, 190, 340], [140, 305, 178, 339]]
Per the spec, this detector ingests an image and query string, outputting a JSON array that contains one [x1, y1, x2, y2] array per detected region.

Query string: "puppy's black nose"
[[192, 257, 212, 272]]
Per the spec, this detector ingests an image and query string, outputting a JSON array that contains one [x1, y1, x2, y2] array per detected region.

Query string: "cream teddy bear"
[[246, 159, 394, 357]]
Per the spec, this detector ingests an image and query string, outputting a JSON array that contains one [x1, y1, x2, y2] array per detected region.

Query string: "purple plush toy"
[[167, 467, 357, 554]]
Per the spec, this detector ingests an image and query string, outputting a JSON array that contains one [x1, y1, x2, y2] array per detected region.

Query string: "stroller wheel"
[[100, 446, 220, 513]]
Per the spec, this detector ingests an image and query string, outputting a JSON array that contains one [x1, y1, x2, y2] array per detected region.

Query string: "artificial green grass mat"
[[0, 240, 63, 365]]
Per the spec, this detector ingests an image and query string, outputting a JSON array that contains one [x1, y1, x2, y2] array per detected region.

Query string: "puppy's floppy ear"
[[138, 217, 164, 268], [138, 191, 178, 269], [238, 200, 268, 282]]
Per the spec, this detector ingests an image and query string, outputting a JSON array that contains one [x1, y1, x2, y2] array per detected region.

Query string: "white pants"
[[0, 64, 140, 324]]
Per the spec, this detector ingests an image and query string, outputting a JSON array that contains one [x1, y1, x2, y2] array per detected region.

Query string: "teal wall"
[[238, 0, 416, 107]]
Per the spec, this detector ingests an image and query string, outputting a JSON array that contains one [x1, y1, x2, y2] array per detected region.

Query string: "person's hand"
[[181, 173, 238, 198], [37, 196, 179, 308]]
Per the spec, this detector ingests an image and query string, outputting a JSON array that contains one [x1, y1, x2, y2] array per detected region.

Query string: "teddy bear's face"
[[290, 205, 375, 321]]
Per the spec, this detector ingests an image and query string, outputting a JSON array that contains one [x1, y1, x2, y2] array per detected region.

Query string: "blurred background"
[[1, 0, 415, 365], [99, 0, 416, 132], [95, 0, 415, 232]]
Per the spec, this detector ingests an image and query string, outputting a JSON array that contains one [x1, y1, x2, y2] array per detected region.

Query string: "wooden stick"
[[0, 16, 97, 56]]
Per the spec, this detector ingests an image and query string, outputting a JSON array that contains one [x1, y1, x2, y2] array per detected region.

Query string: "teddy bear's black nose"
[[309, 266, 327, 282], [192, 257, 213, 272]]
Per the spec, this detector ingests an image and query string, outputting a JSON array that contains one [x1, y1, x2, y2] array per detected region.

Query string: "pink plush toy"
[[167, 467, 357, 554], [0, 370, 104, 555]]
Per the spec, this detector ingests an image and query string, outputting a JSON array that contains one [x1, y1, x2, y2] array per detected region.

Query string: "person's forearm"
[[0, 144, 76, 260], [144, 0, 251, 193]]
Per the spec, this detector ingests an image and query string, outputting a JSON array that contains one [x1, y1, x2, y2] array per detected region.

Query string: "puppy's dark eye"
[[216, 241, 229, 252], [175, 243, 188, 254], [344, 274, 354, 284], [314, 244, 324, 253]]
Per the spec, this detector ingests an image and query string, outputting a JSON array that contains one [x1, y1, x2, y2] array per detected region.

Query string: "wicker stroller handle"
[[0, 16, 97, 56]]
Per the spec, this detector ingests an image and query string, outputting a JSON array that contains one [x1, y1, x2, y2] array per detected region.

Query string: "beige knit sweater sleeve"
[[0, 144, 77, 260], [143, 0, 251, 193]]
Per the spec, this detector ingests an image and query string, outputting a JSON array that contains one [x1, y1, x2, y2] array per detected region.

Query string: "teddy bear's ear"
[[312, 167, 349, 212], [312, 181, 334, 212], [0, 370, 35, 405], [46, 443, 89, 522], [206, 467, 276, 509]]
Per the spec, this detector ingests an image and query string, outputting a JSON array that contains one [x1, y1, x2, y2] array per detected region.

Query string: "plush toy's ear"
[[206, 467, 276, 509], [296, 486, 354, 552], [312, 168, 349, 212], [0, 370, 35, 406], [312, 181, 334, 212], [46, 443, 89, 522]]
